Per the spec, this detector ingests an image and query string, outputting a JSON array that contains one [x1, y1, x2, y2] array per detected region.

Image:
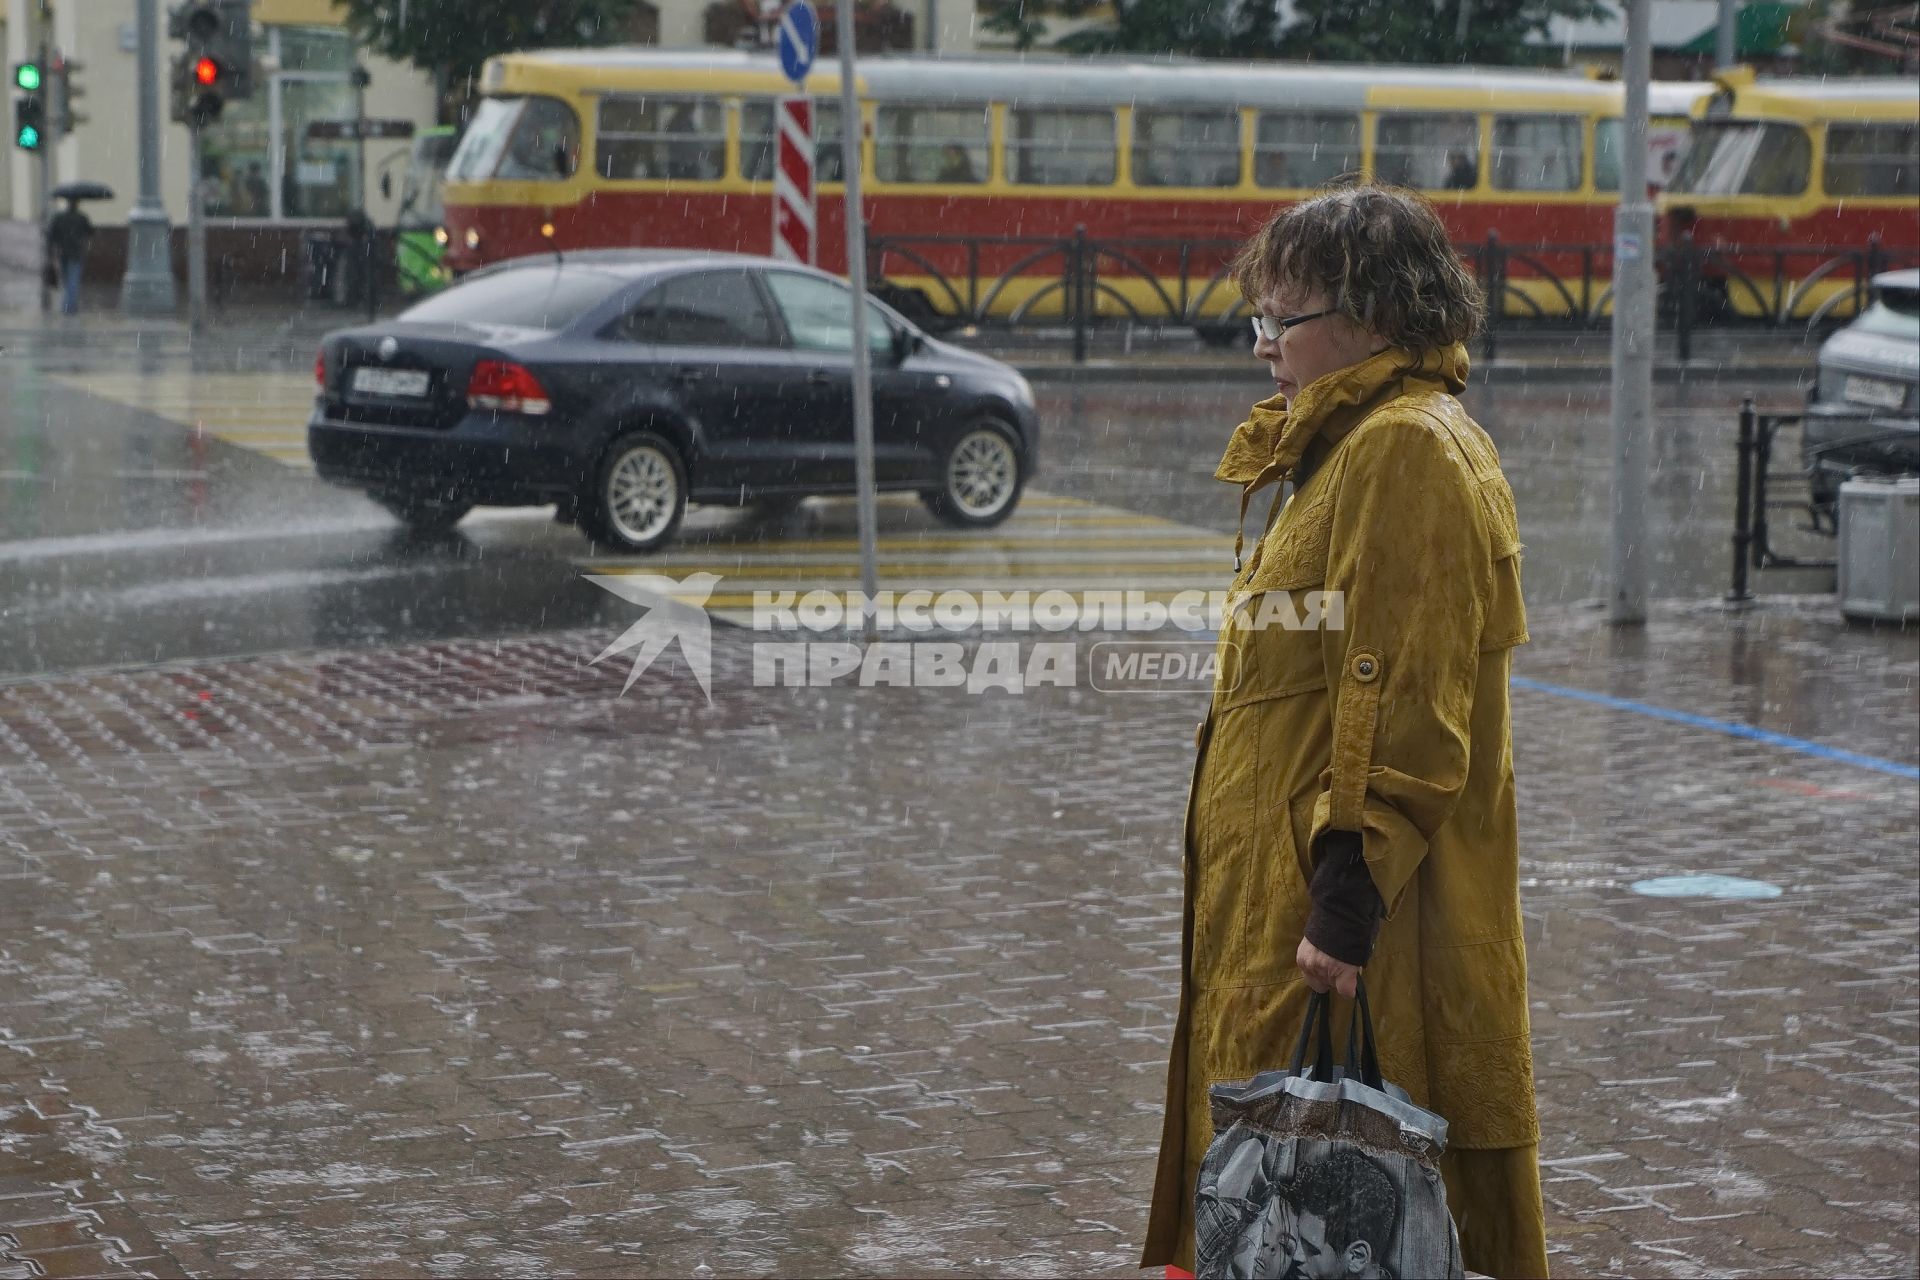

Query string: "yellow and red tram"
[[441, 50, 1714, 326], [1660, 69, 1918, 321]]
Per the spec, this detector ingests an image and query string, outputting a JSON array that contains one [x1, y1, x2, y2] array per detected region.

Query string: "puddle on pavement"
[[1629, 874, 1784, 900]]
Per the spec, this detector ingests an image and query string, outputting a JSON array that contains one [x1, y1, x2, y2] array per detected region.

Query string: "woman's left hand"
[[1296, 936, 1362, 998]]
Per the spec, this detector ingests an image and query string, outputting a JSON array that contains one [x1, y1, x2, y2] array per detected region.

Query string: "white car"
[[1803, 268, 1920, 514]]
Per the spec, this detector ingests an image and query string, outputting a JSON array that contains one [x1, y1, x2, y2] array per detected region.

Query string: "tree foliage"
[[984, 0, 1606, 64], [1274, 0, 1604, 65], [336, 0, 649, 88]]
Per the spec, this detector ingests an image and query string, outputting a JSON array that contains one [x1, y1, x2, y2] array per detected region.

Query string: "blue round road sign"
[[778, 0, 818, 84]]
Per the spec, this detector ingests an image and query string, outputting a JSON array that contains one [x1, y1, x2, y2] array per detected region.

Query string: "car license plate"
[[351, 367, 431, 398], [1842, 375, 1907, 411]]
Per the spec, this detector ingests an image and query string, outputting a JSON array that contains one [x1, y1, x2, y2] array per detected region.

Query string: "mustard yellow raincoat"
[[1141, 345, 1549, 1278]]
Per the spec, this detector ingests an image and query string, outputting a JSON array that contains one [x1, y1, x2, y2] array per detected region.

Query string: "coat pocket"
[[1191, 726, 1316, 992]]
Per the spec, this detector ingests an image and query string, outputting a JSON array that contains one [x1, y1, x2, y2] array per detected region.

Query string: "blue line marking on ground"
[[1510, 676, 1920, 781]]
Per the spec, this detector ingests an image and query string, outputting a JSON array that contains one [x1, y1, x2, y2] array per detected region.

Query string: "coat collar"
[[1214, 343, 1472, 493]]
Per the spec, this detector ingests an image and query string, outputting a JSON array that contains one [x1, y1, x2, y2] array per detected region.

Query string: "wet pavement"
[[3, 307, 1916, 1278], [2, 329, 1826, 676], [0, 600, 1914, 1278]]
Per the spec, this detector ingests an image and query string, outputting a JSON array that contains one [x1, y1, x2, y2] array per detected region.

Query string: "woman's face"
[[1252, 285, 1388, 403]]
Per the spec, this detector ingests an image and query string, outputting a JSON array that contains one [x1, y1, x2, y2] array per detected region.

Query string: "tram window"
[[1594, 118, 1692, 192], [1374, 114, 1480, 191], [488, 97, 580, 182], [1825, 123, 1919, 198], [875, 104, 990, 183], [1492, 115, 1581, 192], [1669, 121, 1810, 196], [449, 97, 523, 182], [1133, 110, 1240, 188], [596, 96, 724, 182], [1253, 111, 1360, 189], [1008, 108, 1117, 187], [741, 100, 845, 182]]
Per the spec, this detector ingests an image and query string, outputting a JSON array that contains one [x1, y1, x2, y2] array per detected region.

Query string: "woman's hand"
[[1296, 936, 1362, 998]]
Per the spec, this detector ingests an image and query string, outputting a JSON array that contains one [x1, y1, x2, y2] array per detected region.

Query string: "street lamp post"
[[121, 0, 177, 314], [1609, 0, 1653, 625], [836, 0, 879, 642]]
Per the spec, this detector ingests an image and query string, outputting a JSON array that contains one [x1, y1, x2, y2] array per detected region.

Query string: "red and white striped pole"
[[771, 96, 815, 264]]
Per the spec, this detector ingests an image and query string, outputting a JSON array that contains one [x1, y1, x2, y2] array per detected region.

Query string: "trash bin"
[[1836, 476, 1920, 623]]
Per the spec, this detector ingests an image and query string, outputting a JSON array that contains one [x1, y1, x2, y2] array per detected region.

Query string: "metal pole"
[[1676, 230, 1696, 364], [121, 0, 176, 314], [37, 41, 51, 314], [1609, 0, 1654, 625], [837, 0, 880, 642], [355, 66, 374, 322], [1728, 397, 1755, 602], [1071, 225, 1088, 364], [187, 124, 208, 332], [1716, 0, 1739, 70]]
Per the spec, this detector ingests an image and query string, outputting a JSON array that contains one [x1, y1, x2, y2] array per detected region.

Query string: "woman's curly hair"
[[1231, 185, 1485, 353]]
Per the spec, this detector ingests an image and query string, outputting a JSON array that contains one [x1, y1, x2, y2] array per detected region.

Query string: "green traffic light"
[[13, 63, 40, 92], [17, 125, 39, 149]]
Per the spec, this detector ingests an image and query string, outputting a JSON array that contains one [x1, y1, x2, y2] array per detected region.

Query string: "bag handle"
[[1288, 990, 1336, 1082], [1343, 978, 1385, 1092], [1290, 982, 1385, 1090]]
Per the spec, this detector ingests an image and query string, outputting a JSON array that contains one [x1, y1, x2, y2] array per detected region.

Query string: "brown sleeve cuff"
[[1304, 829, 1384, 967]]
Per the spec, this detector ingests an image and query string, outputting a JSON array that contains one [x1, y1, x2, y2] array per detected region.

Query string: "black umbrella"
[[51, 181, 114, 202]]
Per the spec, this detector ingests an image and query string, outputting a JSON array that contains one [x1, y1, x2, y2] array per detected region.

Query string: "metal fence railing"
[[863, 228, 1915, 364]]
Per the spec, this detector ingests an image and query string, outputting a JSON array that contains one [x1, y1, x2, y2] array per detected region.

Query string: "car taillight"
[[466, 359, 551, 415], [314, 348, 326, 389]]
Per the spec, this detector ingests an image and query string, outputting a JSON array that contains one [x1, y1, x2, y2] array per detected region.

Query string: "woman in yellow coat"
[[1141, 186, 1550, 1279]]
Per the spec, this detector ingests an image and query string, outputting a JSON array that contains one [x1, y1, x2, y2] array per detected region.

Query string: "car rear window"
[[399, 267, 625, 330]]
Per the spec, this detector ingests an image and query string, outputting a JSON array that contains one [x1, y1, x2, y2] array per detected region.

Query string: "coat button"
[[1351, 654, 1380, 683], [1194, 718, 1206, 748]]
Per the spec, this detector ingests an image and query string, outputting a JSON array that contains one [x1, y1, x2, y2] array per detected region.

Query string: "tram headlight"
[[464, 227, 481, 250], [433, 226, 450, 246]]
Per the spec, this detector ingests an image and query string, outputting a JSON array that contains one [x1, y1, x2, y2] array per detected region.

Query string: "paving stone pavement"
[[0, 600, 1914, 1278]]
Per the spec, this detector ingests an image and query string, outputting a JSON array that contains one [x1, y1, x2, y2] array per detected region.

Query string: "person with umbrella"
[[47, 182, 110, 315]]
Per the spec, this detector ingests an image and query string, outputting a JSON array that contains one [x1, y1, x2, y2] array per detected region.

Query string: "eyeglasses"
[[1250, 309, 1334, 342]]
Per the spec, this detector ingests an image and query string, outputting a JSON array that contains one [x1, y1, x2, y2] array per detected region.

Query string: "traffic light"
[[168, 0, 254, 127], [50, 55, 85, 133], [12, 61, 44, 150]]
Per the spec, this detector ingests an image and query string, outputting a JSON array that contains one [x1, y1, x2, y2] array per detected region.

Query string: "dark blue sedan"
[[308, 250, 1039, 551]]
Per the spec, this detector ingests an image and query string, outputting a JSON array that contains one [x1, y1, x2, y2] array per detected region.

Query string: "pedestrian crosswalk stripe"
[[54, 369, 318, 471], [52, 370, 1239, 617]]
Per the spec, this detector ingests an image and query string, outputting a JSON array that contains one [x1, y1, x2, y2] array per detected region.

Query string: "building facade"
[[0, 0, 981, 300]]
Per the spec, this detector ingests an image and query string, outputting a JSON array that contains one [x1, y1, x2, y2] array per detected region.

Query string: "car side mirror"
[[891, 327, 922, 365]]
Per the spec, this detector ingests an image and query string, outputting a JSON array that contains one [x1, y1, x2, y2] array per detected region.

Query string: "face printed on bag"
[[1287, 1206, 1385, 1279], [1240, 1194, 1294, 1278]]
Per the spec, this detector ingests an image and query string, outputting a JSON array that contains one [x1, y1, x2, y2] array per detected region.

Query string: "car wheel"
[[371, 490, 473, 534], [923, 419, 1024, 528], [581, 431, 687, 553]]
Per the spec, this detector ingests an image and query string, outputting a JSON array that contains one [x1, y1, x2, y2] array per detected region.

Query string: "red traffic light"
[[193, 56, 220, 86]]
